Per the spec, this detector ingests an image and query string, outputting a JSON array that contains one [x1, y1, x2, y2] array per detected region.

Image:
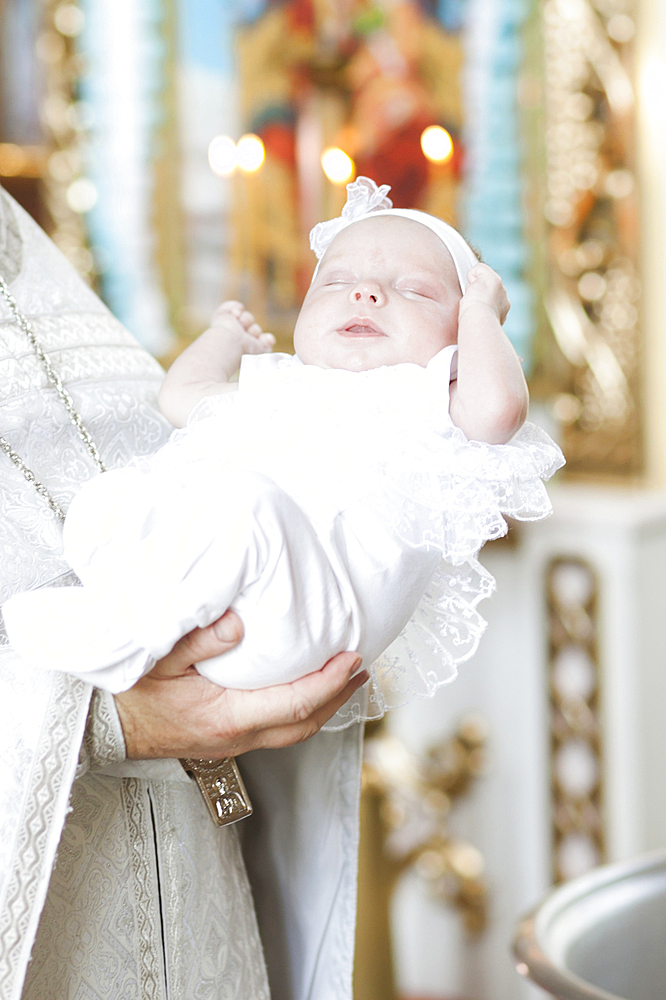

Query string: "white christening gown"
[[5, 344, 564, 728]]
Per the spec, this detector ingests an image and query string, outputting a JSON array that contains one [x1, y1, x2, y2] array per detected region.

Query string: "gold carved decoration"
[[538, 0, 641, 478], [547, 557, 605, 883], [353, 716, 488, 1000]]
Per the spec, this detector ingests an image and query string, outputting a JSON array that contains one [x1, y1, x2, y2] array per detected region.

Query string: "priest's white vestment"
[[0, 188, 362, 1000]]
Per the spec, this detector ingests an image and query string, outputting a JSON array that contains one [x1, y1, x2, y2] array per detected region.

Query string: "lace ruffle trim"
[[320, 426, 564, 731], [324, 557, 494, 730]]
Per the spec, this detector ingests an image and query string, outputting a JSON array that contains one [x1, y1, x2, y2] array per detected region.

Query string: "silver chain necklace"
[[0, 273, 254, 824], [0, 273, 107, 521]]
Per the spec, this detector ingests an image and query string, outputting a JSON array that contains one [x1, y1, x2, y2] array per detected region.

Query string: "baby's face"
[[293, 215, 462, 371]]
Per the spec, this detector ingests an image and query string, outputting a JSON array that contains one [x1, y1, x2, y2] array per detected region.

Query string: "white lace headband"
[[309, 177, 479, 292]]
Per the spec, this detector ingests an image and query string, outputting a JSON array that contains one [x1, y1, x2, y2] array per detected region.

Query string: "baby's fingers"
[[463, 263, 510, 323], [466, 262, 497, 284]]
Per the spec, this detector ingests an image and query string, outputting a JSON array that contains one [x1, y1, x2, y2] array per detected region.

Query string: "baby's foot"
[[215, 300, 276, 354]]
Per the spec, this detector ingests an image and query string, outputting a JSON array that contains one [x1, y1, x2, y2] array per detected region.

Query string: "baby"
[[4, 178, 563, 728]]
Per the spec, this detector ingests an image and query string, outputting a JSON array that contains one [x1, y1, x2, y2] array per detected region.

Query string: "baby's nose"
[[351, 281, 384, 305]]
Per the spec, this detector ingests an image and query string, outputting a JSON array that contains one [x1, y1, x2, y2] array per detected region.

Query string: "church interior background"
[[1, 0, 665, 997]]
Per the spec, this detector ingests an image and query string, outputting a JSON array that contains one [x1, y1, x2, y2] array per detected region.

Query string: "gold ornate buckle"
[[180, 756, 253, 827]]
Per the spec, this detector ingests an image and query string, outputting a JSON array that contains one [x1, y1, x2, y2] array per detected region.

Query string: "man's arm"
[[448, 263, 528, 444], [158, 302, 275, 428]]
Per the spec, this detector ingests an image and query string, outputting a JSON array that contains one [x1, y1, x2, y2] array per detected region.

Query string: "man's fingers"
[[249, 668, 370, 750], [228, 652, 364, 733], [151, 610, 244, 678], [299, 665, 368, 732], [117, 646, 367, 758], [286, 656, 365, 723]]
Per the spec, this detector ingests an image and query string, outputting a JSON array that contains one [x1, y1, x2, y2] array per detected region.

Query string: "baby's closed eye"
[[321, 270, 357, 286], [396, 282, 435, 299]]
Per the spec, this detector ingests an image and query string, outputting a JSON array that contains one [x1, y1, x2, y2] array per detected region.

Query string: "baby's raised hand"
[[459, 263, 510, 325], [212, 300, 276, 355]]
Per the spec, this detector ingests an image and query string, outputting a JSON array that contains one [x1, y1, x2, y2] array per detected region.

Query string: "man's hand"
[[114, 609, 367, 759]]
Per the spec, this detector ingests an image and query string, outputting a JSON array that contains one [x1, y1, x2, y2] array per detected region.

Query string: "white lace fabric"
[[1, 168, 564, 747], [2, 335, 563, 727], [176, 349, 564, 729]]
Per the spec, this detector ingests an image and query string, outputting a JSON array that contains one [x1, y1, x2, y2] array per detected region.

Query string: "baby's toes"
[[239, 309, 259, 331], [259, 332, 276, 350], [215, 300, 244, 318], [240, 331, 269, 355]]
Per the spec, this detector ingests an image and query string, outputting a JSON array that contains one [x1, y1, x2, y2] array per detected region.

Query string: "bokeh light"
[[321, 147, 355, 185], [236, 133, 265, 173], [66, 177, 98, 213], [208, 135, 237, 177], [0, 143, 29, 177], [54, 3, 85, 37], [420, 125, 454, 164]]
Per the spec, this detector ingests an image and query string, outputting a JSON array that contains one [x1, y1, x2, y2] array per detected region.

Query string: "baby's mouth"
[[339, 319, 385, 337]]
